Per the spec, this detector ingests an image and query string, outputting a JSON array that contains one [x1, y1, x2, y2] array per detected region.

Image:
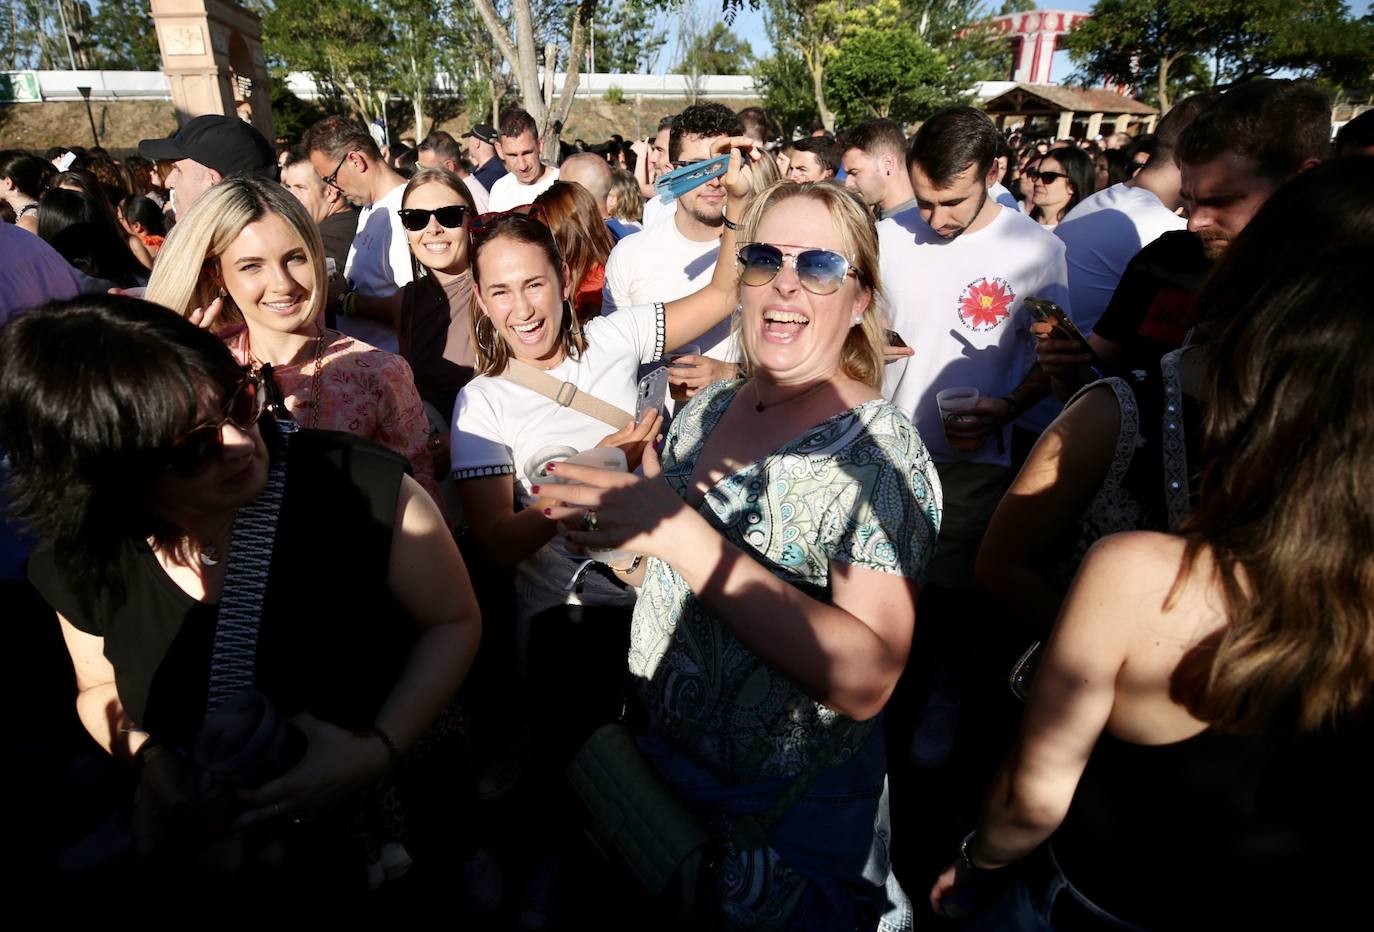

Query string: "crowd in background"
[[3, 83, 1374, 929]]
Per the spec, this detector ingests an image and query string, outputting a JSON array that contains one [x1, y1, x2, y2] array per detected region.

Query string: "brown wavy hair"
[[1173, 157, 1374, 733], [468, 213, 587, 377], [534, 181, 613, 317]]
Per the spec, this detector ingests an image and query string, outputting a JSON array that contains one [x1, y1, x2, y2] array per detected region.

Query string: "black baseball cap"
[[462, 124, 498, 144], [139, 114, 276, 178]]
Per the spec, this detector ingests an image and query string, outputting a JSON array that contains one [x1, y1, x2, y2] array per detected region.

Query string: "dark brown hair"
[[1173, 156, 1374, 733], [534, 181, 614, 319]]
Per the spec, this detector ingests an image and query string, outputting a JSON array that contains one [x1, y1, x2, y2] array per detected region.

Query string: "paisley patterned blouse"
[[631, 380, 943, 785], [226, 327, 444, 511]]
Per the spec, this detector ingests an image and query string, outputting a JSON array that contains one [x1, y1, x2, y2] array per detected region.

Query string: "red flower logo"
[[957, 277, 1015, 332]]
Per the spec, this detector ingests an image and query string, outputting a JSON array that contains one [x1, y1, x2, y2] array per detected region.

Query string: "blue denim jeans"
[[966, 846, 1148, 932]]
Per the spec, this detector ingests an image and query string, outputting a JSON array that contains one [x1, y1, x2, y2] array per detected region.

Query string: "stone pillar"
[[1143, 115, 1158, 133], [1057, 110, 1074, 140], [1111, 114, 1131, 136], [1085, 112, 1104, 138], [151, 0, 274, 142]]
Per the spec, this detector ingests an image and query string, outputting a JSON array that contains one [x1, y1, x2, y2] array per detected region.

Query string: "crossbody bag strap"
[[204, 405, 295, 715], [500, 359, 634, 430], [727, 724, 848, 850]]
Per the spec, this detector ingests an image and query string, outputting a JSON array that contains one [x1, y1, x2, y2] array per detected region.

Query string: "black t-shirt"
[[1092, 230, 1214, 374], [318, 208, 361, 274], [29, 430, 413, 749]]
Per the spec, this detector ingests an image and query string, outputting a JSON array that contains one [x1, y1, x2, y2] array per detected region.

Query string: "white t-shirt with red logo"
[[878, 203, 1071, 468]]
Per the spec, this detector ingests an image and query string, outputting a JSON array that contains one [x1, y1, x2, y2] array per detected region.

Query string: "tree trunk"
[[810, 59, 835, 134], [1156, 53, 1173, 114]]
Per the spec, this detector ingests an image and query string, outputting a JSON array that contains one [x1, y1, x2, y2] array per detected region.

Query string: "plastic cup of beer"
[[937, 387, 981, 452], [667, 344, 701, 401]]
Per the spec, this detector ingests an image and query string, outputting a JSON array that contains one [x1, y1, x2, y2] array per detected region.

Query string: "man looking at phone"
[[603, 103, 744, 393], [1050, 93, 1213, 338], [880, 105, 1071, 588], [1037, 80, 1329, 396], [838, 119, 917, 220]]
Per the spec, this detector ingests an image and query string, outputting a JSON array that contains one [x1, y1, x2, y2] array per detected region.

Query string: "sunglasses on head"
[[397, 204, 469, 232], [736, 243, 857, 296], [466, 204, 548, 239], [1026, 168, 1067, 184], [166, 375, 264, 476]]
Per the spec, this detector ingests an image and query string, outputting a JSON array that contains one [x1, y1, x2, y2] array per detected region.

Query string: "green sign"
[[0, 71, 42, 103]]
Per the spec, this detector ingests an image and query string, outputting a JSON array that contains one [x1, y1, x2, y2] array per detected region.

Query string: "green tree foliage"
[[674, 21, 753, 75], [753, 50, 819, 134], [824, 23, 962, 126], [264, 0, 392, 123], [1064, 0, 1374, 111], [85, 1, 160, 71], [590, 1, 668, 73]]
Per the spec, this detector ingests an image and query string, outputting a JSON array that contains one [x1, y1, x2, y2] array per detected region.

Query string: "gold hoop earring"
[[476, 313, 501, 358]]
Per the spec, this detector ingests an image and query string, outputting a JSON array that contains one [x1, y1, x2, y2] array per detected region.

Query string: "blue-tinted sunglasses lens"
[[795, 250, 851, 294]]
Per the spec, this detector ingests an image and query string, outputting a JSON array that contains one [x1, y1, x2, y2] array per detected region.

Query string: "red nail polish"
[[530, 485, 540, 494], [543, 508, 552, 516], [545, 462, 558, 472]]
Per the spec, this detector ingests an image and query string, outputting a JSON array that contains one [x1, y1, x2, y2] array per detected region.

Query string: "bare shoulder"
[[1061, 532, 1190, 635]]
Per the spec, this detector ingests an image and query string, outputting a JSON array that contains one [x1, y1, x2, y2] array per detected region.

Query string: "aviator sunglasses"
[[166, 374, 265, 476], [397, 204, 470, 233], [736, 242, 858, 296]]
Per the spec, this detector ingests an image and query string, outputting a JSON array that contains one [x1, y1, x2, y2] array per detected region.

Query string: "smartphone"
[[884, 329, 908, 349], [1024, 298, 1103, 374], [634, 366, 670, 422]]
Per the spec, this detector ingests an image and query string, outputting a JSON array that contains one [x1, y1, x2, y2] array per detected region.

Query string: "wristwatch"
[[999, 394, 1023, 421]]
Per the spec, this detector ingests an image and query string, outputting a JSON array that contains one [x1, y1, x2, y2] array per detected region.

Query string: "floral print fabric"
[[227, 327, 444, 510]]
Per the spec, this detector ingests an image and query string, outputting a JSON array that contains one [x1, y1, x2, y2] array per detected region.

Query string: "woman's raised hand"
[[595, 408, 662, 473], [186, 295, 225, 331], [712, 135, 763, 202]]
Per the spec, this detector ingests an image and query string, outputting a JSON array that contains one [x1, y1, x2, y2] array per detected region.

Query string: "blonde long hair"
[[733, 180, 887, 389], [145, 175, 327, 329]]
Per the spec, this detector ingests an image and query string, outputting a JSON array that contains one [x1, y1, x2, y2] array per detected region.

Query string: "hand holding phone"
[[1024, 297, 1102, 379]]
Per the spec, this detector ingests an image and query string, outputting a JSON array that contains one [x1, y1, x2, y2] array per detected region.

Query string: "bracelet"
[[368, 724, 406, 770], [959, 831, 1004, 874], [720, 207, 739, 230], [999, 394, 1022, 420]]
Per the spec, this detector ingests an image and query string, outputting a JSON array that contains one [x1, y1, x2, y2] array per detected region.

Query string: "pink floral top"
[[226, 327, 445, 513]]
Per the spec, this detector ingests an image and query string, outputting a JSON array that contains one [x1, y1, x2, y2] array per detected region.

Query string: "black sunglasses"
[[737, 243, 857, 296], [397, 205, 469, 232], [1027, 168, 1067, 185], [166, 375, 264, 476]]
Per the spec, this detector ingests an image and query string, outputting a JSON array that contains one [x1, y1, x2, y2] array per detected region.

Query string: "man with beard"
[[602, 103, 744, 387], [1039, 80, 1328, 392], [881, 107, 1070, 593]]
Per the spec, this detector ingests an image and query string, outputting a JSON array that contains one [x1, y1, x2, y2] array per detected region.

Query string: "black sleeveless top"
[[1053, 716, 1373, 928], [28, 430, 414, 750]]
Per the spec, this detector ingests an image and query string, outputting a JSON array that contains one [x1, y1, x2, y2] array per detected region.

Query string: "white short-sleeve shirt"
[[450, 303, 666, 618]]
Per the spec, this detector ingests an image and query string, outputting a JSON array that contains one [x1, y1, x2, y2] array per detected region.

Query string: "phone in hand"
[[1024, 298, 1103, 375], [635, 366, 670, 422]]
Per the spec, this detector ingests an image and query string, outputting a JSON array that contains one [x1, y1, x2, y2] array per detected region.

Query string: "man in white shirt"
[[602, 103, 744, 388], [416, 130, 491, 213], [838, 119, 916, 220], [637, 115, 677, 229], [486, 108, 560, 212], [303, 115, 412, 352], [881, 106, 1070, 585], [1053, 93, 1213, 333]]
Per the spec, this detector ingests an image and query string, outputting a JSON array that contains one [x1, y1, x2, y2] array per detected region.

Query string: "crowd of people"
[[2, 82, 1373, 928]]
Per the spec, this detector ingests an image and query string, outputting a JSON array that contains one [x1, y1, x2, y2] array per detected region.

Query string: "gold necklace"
[[247, 329, 330, 429]]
